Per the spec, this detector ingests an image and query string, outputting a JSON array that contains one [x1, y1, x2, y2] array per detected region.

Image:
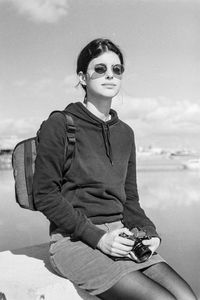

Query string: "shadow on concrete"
[[11, 243, 99, 300], [11, 243, 56, 275]]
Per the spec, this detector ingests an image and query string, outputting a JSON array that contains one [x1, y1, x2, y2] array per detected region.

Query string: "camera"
[[119, 227, 152, 263]]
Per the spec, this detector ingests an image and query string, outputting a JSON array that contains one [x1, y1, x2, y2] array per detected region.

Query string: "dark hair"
[[76, 38, 124, 75]]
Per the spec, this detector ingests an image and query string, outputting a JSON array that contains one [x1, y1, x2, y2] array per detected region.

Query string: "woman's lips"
[[102, 83, 116, 87]]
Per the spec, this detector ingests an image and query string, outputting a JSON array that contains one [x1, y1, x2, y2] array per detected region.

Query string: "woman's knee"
[[143, 262, 197, 300], [175, 285, 198, 300], [97, 270, 177, 300]]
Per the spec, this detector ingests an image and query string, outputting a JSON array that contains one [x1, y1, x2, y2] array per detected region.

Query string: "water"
[[137, 161, 200, 298], [0, 164, 200, 297], [0, 170, 49, 251]]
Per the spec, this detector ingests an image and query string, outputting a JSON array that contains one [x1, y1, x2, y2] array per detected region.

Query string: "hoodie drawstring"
[[101, 123, 113, 165]]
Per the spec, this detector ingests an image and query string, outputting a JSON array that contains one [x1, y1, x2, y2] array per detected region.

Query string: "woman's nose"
[[105, 68, 114, 79]]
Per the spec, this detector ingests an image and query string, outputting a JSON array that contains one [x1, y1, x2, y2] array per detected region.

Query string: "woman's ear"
[[78, 71, 87, 86]]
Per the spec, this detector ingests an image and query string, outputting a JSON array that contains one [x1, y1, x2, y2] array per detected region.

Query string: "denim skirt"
[[49, 221, 165, 296]]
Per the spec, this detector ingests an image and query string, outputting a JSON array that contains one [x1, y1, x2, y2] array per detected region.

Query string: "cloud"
[[112, 95, 200, 150], [12, 79, 28, 88], [12, 77, 55, 92], [0, 0, 69, 23], [113, 95, 200, 132], [1, 88, 200, 150], [0, 118, 40, 142]]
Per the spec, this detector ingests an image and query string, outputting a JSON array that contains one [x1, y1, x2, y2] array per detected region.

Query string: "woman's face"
[[84, 51, 123, 100]]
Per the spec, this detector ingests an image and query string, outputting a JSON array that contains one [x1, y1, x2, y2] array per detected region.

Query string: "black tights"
[[97, 262, 197, 300]]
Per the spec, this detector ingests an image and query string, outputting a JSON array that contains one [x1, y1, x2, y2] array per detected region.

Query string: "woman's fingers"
[[111, 227, 133, 237], [111, 228, 135, 247], [111, 240, 133, 254], [104, 236, 133, 256], [109, 246, 131, 257], [128, 251, 140, 262], [97, 227, 135, 257], [142, 237, 160, 253], [116, 235, 135, 246]]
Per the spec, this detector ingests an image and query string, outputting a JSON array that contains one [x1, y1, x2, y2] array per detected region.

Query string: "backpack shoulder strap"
[[62, 111, 76, 172], [48, 110, 76, 173]]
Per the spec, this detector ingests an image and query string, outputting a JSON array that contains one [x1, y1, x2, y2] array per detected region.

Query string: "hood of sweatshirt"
[[65, 102, 119, 164]]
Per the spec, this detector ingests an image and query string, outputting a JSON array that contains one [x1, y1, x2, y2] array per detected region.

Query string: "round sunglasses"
[[94, 63, 125, 76]]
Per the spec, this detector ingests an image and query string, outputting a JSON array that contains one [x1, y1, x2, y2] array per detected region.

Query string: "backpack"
[[12, 110, 76, 211]]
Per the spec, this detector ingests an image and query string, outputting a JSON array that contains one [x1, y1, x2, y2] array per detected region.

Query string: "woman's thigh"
[[97, 262, 198, 300], [97, 269, 176, 300], [142, 262, 197, 300]]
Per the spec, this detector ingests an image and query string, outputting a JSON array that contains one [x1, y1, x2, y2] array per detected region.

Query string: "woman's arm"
[[122, 132, 160, 239], [33, 112, 105, 248]]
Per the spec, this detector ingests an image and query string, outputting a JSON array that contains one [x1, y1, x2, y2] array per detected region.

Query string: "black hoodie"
[[33, 102, 159, 249]]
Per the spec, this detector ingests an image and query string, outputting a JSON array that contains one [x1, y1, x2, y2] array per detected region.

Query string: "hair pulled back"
[[76, 38, 124, 75]]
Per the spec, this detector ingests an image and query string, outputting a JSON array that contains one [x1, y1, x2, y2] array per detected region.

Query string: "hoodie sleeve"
[[122, 131, 160, 239], [33, 112, 105, 248]]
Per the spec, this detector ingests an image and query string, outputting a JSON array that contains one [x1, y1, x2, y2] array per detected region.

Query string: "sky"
[[0, 0, 200, 151]]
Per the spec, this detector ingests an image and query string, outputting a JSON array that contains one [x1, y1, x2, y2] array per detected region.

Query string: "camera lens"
[[133, 242, 152, 263]]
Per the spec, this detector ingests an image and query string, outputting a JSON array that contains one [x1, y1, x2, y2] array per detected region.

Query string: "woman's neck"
[[84, 96, 112, 121]]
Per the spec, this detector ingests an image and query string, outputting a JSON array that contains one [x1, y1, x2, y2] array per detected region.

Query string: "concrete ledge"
[[0, 244, 98, 300]]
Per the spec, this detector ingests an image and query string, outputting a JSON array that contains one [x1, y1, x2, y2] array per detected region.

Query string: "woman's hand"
[[142, 237, 160, 254], [97, 228, 135, 258]]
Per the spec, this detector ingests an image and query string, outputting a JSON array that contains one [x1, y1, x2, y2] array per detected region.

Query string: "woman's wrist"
[[97, 232, 107, 250]]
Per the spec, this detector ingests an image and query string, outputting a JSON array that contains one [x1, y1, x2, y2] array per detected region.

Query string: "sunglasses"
[[94, 63, 125, 76]]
